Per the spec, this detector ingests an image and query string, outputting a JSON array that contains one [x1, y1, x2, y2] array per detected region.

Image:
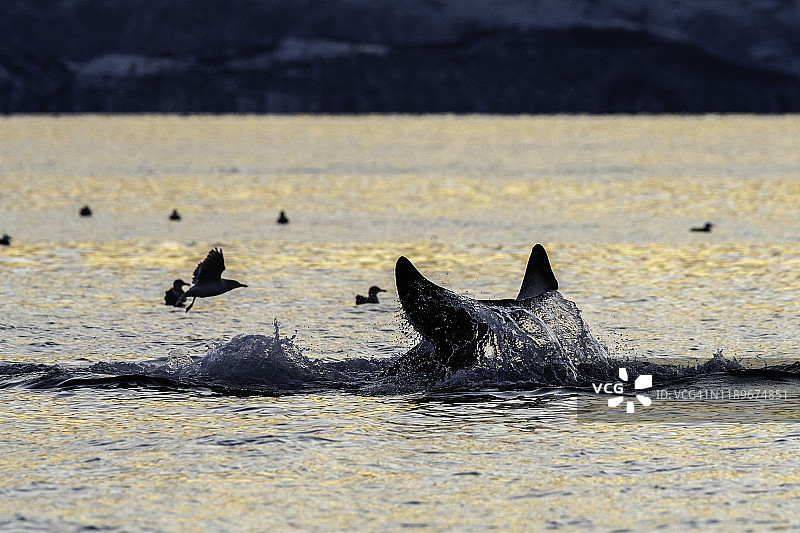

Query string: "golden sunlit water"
[[2, 115, 800, 531]]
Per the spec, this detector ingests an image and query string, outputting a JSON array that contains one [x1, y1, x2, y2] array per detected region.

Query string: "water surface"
[[2, 115, 800, 531]]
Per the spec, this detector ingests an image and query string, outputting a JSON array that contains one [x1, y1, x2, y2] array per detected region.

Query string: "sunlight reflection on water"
[[2, 115, 800, 531]]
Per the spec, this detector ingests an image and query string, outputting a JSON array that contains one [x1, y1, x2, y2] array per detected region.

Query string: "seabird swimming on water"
[[80, 205, 92, 217], [277, 210, 289, 224], [164, 279, 189, 307], [183, 248, 248, 312], [0, 234, 10, 246], [169, 209, 181, 221], [691, 222, 714, 232], [356, 286, 386, 305]]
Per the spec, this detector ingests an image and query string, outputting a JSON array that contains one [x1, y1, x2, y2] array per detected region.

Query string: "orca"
[[387, 244, 608, 383]]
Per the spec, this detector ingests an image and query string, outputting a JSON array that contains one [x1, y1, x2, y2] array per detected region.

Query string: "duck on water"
[[164, 279, 189, 307], [356, 286, 386, 305], [691, 222, 714, 232]]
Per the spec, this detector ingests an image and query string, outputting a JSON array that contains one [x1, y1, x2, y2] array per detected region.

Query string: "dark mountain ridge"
[[2, 0, 799, 113]]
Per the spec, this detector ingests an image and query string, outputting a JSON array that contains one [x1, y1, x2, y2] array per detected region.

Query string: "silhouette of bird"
[[0, 234, 10, 246], [691, 222, 714, 232], [164, 279, 189, 307], [277, 210, 289, 224], [169, 209, 181, 221], [183, 248, 247, 312], [80, 205, 92, 217], [356, 286, 386, 305]]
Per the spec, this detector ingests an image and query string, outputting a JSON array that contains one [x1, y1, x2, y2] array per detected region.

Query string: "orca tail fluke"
[[395, 256, 429, 301], [395, 256, 425, 283], [516, 244, 558, 300]]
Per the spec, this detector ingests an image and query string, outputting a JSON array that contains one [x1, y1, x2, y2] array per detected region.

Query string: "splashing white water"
[[195, 320, 316, 385]]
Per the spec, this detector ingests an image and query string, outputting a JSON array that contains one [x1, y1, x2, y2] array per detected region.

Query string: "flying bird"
[[356, 285, 386, 305], [164, 279, 189, 307], [183, 248, 247, 312]]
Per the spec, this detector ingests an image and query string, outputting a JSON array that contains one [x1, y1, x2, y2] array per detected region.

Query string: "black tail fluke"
[[516, 244, 558, 300]]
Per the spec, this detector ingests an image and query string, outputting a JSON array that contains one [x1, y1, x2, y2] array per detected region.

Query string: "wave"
[[3, 320, 800, 398]]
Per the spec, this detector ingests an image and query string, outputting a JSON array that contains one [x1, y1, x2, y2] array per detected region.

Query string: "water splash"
[[386, 291, 613, 387], [3, 315, 798, 396], [194, 320, 317, 386]]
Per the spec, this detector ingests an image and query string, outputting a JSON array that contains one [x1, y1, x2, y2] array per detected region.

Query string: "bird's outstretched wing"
[[192, 248, 226, 284]]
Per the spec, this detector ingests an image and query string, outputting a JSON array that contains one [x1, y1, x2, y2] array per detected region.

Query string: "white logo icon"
[[608, 368, 652, 413]]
